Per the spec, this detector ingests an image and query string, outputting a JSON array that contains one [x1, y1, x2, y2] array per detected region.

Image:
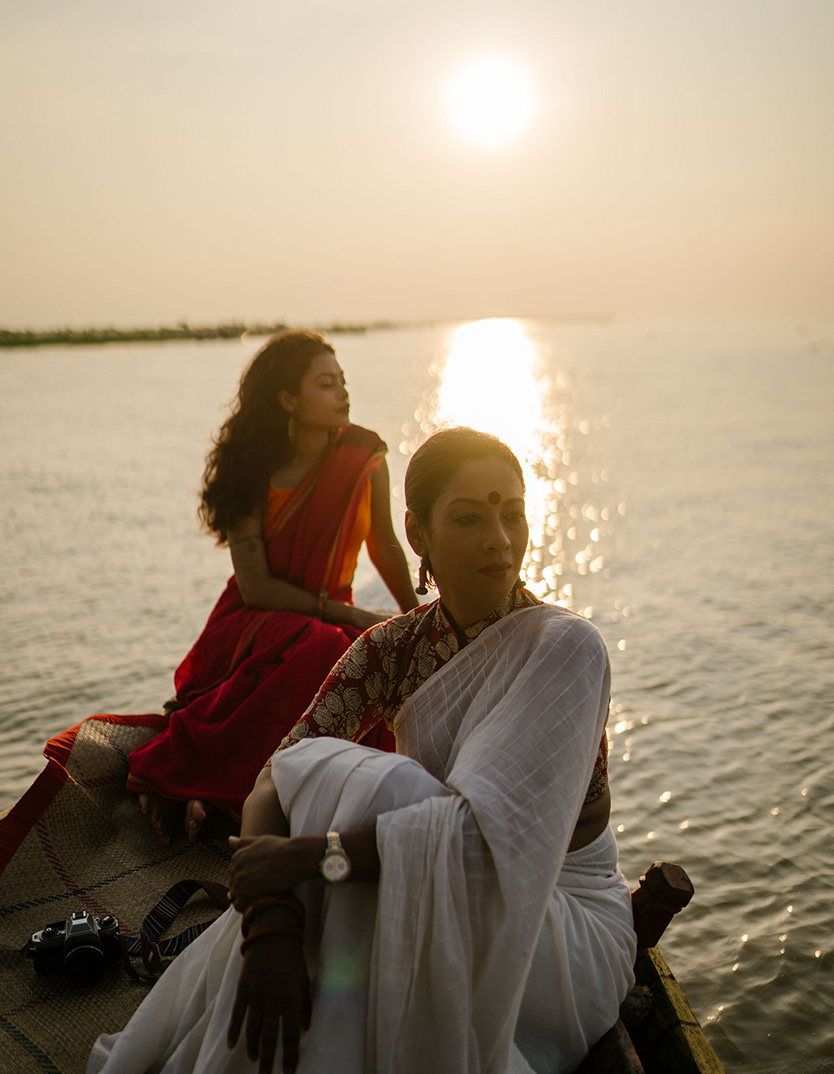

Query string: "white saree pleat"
[[370, 606, 635, 1074], [513, 827, 636, 1073], [89, 605, 636, 1074]]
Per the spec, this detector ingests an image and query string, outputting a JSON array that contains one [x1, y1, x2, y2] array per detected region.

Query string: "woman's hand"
[[228, 834, 323, 911], [228, 933, 311, 1074], [337, 603, 390, 631]]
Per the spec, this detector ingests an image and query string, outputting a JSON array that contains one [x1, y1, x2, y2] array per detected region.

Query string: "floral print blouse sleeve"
[[278, 620, 399, 750]]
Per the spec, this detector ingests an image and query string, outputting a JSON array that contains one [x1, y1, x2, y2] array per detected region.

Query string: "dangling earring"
[[287, 414, 297, 445], [416, 556, 430, 596]]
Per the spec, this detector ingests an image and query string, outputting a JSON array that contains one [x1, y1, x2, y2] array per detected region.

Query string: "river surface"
[[1, 319, 832, 1072]]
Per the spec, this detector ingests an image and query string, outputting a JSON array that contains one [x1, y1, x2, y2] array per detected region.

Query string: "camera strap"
[[121, 878, 230, 981]]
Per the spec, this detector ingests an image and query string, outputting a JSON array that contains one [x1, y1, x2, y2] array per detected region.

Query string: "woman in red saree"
[[127, 330, 419, 843]]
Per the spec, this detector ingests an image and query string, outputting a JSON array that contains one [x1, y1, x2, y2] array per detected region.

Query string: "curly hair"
[[199, 330, 335, 543]]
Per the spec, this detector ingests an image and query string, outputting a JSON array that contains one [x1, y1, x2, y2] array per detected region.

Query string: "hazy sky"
[[2, 0, 832, 329]]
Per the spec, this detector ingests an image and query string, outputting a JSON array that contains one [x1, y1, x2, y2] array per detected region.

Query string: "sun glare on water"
[[446, 56, 536, 148], [404, 318, 614, 611]]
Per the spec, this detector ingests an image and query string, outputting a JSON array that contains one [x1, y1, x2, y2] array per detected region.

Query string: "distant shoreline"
[[0, 320, 401, 349], [0, 314, 615, 349]]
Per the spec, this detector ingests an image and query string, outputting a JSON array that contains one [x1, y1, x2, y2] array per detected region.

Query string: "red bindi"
[[487, 491, 501, 505]]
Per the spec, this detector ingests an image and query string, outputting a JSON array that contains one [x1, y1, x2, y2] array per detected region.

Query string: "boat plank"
[[629, 946, 726, 1074]]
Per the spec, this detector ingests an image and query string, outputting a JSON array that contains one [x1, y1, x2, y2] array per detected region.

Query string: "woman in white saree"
[[89, 428, 636, 1074]]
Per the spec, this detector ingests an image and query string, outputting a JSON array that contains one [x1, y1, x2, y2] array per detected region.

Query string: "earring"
[[416, 556, 430, 596], [287, 414, 297, 444]]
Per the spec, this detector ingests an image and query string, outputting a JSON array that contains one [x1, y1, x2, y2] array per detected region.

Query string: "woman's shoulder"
[[507, 600, 609, 660], [369, 601, 437, 641], [341, 424, 387, 455], [514, 587, 602, 635]]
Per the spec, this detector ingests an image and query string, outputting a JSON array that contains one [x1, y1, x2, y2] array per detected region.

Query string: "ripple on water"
[[2, 324, 833, 1071]]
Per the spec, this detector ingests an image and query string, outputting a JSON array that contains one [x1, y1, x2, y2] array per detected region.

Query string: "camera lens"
[[64, 943, 105, 985]]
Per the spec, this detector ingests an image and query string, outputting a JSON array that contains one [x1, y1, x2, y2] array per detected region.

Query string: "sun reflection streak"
[[405, 318, 614, 609]]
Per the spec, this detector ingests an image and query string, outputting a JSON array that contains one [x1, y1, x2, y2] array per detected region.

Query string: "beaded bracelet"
[[240, 926, 304, 956], [242, 894, 306, 938]]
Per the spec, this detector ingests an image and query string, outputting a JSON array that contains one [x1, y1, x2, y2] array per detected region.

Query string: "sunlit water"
[[1, 321, 832, 1071]]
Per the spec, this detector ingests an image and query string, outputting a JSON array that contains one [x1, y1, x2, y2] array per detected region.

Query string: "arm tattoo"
[[230, 535, 264, 551]]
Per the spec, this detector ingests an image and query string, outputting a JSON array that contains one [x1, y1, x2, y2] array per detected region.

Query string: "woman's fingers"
[[245, 999, 263, 1063], [227, 984, 280, 1072], [349, 605, 388, 630], [301, 978, 312, 1030], [227, 984, 248, 1048], [228, 833, 319, 908], [258, 1019, 280, 1074], [228, 938, 310, 1072], [280, 1000, 303, 1073]]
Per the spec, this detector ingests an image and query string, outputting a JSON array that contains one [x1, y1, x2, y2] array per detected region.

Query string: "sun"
[[446, 56, 536, 148]]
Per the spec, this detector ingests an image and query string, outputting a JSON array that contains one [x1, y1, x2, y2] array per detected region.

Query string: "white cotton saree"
[[88, 605, 636, 1074]]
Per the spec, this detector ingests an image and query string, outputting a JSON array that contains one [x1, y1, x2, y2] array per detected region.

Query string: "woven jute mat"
[[0, 715, 235, 1074]]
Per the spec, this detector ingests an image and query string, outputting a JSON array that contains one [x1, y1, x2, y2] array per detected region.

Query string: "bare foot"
[[185, 798, 217, 842], [138, 792, 181, 846]]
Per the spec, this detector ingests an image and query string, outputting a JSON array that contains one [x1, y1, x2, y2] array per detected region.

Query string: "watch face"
[[321, 852, 350, 883]]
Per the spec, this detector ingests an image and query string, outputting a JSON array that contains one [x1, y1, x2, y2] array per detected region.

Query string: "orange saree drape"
[[126, 425, 395, 819]]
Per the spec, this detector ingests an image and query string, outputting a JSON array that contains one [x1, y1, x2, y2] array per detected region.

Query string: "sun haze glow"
[[446, 56, 536, 147]]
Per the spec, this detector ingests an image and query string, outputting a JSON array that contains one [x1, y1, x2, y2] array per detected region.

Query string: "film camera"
[[29, 910, 121, 985]]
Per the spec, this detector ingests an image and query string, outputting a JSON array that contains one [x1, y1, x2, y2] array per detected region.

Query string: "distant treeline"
[[0, 320, 392, 349]]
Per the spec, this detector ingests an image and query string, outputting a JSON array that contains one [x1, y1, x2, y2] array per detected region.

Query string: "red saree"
[[126, 425, 395, 819]]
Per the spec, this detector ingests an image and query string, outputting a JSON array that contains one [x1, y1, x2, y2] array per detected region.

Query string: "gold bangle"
[[315, 589, 328, 620]]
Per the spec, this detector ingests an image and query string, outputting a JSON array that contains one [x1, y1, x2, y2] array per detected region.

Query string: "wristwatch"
[[319, 830, 351, 883]]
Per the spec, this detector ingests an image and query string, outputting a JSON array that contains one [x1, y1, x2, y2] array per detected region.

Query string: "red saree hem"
[[0, 714, 167, 874]]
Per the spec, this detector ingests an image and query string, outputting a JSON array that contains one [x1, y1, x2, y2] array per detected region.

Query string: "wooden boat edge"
[[628, 945, 726, 1073], [576, 944, 727, 1074]]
